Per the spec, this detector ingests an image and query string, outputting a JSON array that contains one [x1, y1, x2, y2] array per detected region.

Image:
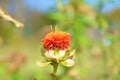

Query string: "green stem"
[[53, 63, 58, 73], [50, 62, 59, 80]]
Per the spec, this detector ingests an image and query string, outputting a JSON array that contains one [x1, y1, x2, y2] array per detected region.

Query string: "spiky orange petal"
[[42, 31, 70, 50]]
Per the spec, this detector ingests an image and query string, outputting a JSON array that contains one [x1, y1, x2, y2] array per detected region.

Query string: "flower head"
[[42, 31, 70, 50], [37, 28, 75, 77]]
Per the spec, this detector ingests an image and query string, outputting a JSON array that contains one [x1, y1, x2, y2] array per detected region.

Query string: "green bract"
[[37, 49, 75, 67]]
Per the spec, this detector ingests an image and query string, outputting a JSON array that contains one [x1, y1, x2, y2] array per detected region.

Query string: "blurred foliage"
[[0, 0, 120, 80]]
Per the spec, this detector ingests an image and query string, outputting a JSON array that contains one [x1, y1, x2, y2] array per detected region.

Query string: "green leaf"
[[63, 50, 70, 59], [61, 59, 74, 67], [40, 49, 45, 57], [54, 49, 59, 56], [70, 49, 76, 56], [36, 61, 51, 67]]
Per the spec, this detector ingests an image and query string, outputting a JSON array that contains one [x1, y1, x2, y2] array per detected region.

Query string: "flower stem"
[[53, 63, 58, 73], [50, 62, 59, 80]]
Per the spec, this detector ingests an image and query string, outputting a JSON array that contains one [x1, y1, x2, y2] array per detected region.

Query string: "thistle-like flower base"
[[37, 49, 75, 78]]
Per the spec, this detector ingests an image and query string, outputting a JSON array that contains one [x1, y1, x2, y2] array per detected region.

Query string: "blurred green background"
[[0, 0, 120, 80]]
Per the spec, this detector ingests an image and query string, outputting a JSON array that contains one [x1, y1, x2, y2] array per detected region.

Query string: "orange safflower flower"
[[42, 31, 70, 50]]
